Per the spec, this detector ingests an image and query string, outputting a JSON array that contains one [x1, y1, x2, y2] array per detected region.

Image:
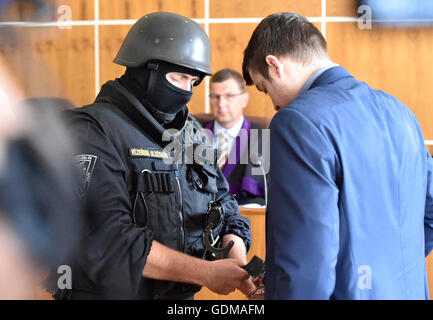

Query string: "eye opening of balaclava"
[[121, 60, 204, 118]]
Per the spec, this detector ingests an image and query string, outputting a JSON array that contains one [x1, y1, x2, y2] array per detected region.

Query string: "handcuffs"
[[204, 201, 265, 298], [203, 200, 234, 260], [242, 255, 266, 299]]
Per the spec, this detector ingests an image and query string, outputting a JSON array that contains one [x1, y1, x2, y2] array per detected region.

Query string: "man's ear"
[[241, 91, 250, 109], [265, 55, 284, 79]]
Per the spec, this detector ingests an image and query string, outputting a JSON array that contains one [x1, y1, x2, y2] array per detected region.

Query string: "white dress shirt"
[[213, 116, 245, 154]]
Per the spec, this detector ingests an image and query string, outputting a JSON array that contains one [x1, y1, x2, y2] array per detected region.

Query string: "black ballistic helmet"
[[114, 12, 212, 76]]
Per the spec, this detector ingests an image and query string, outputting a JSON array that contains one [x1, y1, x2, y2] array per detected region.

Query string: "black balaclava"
[[120, 60, 203, 123]]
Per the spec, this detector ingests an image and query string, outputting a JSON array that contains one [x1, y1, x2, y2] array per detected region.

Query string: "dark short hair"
[[242, 12, 328, 85], [210, 68, 245, 92]]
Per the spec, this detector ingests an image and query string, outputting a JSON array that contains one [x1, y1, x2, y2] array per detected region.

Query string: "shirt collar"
[[214, 115, 245, 138], [297, 63, 339, 98]]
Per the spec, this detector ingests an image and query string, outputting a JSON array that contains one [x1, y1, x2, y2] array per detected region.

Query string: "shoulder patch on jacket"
[[74, 154, 97, 198]]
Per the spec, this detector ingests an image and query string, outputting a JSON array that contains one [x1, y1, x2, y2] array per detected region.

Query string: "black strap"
[[111, 81, 166, 143]]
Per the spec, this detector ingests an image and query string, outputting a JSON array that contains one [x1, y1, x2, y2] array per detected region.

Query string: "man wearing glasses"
[[204, 69, 266, 206]]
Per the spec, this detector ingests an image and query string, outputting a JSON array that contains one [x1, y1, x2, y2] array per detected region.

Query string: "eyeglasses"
[[208, 92, 245, 102]]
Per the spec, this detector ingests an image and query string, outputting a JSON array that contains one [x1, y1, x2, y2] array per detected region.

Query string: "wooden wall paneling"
[[326, 23, 433, 140], [188, 22, 206, 115], [210, 0, 322, 18], [326, 0, 358, 17], [50, 26, 95, 106], [427, 253, 433, 299], [209, 23, 273, 118], [245, 209, 266, 263], [99, 0, 204, 20], [98, 24, 130, 87], [209, 22, 322, 119], [1, 1, 33, 21], [0, 26, 95, 107], [59, 0, 94, 21], [209, 23, 258, 81], [0, 0, 93, 22], [208, 23, 256, 82], [189, 80, 206, 115]]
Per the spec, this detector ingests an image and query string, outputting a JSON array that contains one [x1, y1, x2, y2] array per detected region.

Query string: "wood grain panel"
[[210, 0, 322, 18], [99, 0, 204, 20], [188, 80, 206, 115], [327, 23, 433, 140], [0, 26, 94, 107], [195, 208, 266, 300], [209, 23, 273, 118], [99, 24, 205, 114], [0, 0, 93, 22], [326, 0, 358, 17], [99, 25, 130, 87], [427, 253, 433, 299]]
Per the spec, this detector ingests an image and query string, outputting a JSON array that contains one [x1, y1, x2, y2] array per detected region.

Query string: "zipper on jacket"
[[175, 166, 185, 253]]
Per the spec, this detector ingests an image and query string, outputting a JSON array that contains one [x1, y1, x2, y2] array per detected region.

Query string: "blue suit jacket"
[[266, 66, 433, 299]]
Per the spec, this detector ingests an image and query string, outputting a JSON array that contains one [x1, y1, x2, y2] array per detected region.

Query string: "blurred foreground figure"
[[0, 92, 81, 299], [0, 0, 82, 297]]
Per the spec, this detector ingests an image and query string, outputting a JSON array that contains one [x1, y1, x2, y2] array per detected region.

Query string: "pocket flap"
[[200, 163, 218, 177]]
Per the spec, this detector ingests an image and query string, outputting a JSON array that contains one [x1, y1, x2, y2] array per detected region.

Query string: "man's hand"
[[247, 277, 265, 300], [204, 258, 256, 295], [142, 241, 256, 296], [239, 276, 262, 298]]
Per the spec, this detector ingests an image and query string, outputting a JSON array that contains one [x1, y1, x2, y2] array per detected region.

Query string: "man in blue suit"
[[242, 12, 433, 299]]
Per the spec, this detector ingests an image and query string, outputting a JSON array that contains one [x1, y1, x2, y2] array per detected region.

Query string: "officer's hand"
[[205, 259, 253, 295]]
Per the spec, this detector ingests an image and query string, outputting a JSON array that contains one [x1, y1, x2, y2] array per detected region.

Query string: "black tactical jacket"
[[55, 79, 251, 300]]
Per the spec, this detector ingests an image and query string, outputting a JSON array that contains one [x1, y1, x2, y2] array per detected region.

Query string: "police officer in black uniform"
[[56, 12, 255, 300]]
